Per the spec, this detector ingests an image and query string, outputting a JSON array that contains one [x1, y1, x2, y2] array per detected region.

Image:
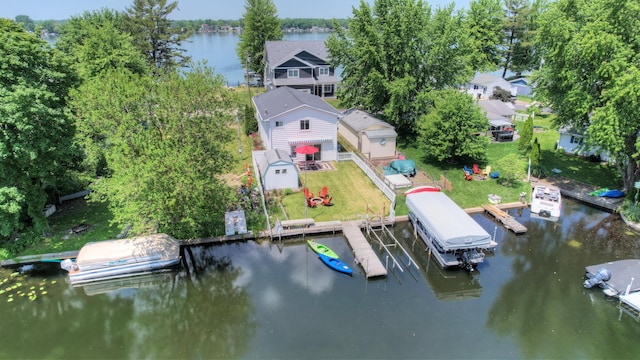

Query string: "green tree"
[[57, 9, 147, 80], [236, 0, 283, 82], [501, 0, 545, 77], [535, 0, 640, 191], [0, 19, 77, 240], [416, 90, 489, 163], [244, 103, 257, 136], [495, 153, 525, 185], [71, 65, 239, 238], [14, 15, 35, 32], [327, 0, 474, 136], [518, 113, 533, 153], [530, 137, 541, 164], [125, 0, 192, 72], [464, 0, 504, 72]]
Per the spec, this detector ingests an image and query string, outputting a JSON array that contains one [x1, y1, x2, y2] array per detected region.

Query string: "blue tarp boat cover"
[[383, 159, 416, 176]]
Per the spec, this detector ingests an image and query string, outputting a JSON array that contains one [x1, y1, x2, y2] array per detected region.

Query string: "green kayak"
[[307, 240, 339, 259]]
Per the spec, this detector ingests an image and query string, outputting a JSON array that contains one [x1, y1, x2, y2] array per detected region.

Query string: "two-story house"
[[263, 41, 338, 97], [252, 86, 342, 163], [465, 73, 517, 100]]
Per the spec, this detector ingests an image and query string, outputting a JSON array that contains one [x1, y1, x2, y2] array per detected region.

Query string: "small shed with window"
[[255, 149, 300, 191], [339, 108, 397, 160]]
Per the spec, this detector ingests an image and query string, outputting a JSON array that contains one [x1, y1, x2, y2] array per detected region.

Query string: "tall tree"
[[535, 0, 640, 191], [518, 113, 534, 153], [327, 0, 474, 136], [464, 0, 504, 72], [501, 0, 546, 77], [416, 90, 489, 163], [57, 9, 147, 80], [125, 0, 191, 72], [0, 19, 77, 239], [236, 0, 283, 82], [71, 65, 239, 238], [14, 15, 35, 32]]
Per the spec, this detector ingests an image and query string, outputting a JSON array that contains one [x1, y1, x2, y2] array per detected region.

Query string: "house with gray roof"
[[264, 40, 337, 97], [252, 86, 342, 163], [254, 149, 299, 191], [465, 73, 516, 100], [339, 109, 397, 159], [477, 100, 517, 142]]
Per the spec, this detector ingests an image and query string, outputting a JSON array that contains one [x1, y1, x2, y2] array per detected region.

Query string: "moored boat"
[[583, 259, 640, 317], [530, 185, 562, 221], [307, 239, 339, 259], [60, 234, 181, 285], [404, 186, 441, 196], [318, 253, 353, 275]]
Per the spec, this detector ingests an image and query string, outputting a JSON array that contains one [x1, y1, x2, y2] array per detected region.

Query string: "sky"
[[1, 0, 471, 21]]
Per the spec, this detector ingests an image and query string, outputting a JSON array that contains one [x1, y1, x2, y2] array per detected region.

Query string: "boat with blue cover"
[[318, 253, 353, 275]]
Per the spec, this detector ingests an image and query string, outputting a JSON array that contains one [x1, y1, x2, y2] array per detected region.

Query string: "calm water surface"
[[2, 199, 640, 359]]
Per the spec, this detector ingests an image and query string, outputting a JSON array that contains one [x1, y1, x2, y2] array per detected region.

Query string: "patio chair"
[[304, 188, 313, 199], [322, 196, 333, 206], [464, 170, 472, 181], [473, 164, 481, 174], [307, 198, 317, 208], [483, 166, 492, 176], [464, 165, 473, 175], [319, 186, 329, 199]]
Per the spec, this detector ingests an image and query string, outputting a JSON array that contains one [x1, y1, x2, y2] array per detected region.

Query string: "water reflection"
[[3, 199, 640, 358]]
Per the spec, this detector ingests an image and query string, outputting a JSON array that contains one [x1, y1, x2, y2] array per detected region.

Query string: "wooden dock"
[[342, 222, 387, 278], [482, 204, 527, 234]]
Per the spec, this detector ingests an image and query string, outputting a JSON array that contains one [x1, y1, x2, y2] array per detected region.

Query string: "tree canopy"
[[535, 0, 640, 190], [416, 89, 489, 163], [71, 65, 239, 238], [0, 19, 77, 240], [236, 0, 283, 81], [125, 0, 191, 72]]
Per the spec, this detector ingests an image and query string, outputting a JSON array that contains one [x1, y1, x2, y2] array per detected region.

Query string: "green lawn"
[[280, 161, 391, 221]]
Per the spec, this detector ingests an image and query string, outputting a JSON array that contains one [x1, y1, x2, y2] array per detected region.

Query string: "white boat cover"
[[406, 192, 492, 250], [76, 234, 180, 271]]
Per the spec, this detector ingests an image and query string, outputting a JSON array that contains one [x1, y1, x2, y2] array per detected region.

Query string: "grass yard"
[[280, 161, 391, 221], [18, 199, 120, 256]]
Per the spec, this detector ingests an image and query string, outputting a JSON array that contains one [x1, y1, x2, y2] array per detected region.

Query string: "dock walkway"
[[342, 221, 387, 278], [538, 176, 623, 212], [482, 204, 527, 234]]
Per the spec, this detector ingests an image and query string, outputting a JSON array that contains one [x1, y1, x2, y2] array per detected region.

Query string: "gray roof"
[[253, 86, 342, 121], [265, 41, 329, 68], [341, 109, 396, 133], [257, 149, 295, 175], [469, 73, 511, 87], [405, 192, 492, 250], [477, 100, 516, 117]]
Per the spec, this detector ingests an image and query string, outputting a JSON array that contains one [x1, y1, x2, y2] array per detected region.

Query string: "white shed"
[[339, 108, 397, 160], [255, 149, 300, 191]]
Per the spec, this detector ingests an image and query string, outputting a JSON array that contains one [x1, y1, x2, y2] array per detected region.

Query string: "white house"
[[339, 108, 397, 159], [466, 73, 517, 99], [477, 100, 516, 142], [254, 149, 299, 191], [557, 126, 610, 161], [252, 86, 343, 163]]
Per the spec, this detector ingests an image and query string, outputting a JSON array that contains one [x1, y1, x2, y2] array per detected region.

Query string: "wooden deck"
[[342, 222, 387, 278], [482, 204, 527, 234]]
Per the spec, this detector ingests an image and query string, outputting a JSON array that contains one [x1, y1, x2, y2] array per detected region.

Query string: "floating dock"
[[342, 222, 387, 278], [482, 204, 527, 234]]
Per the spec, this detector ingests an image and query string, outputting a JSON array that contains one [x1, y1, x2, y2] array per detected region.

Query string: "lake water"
[[184, 32, 331, 86], [2, 198, 640, 359]]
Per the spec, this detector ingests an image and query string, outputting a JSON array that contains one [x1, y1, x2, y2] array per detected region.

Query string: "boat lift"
[[365, 219, 419, 273]]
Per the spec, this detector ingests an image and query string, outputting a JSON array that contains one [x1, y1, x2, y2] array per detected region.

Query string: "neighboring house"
[[254, 149, 299, 191], [264, 40, 338, 97], [557, 126, 610, 161], [477, 100, 517, 142], [509, 77, 534, 97], [252, 86, 343, 163], [339, 108, 397, 160], [466, 73, 517, 99]]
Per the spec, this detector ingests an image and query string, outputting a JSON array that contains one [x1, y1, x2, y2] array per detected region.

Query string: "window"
[[275, 169, 281, 174], [300, 119, 310, 130], [275, 121, 283, 127], [288, 69, 299, 78], [570, 136, 583, 144], [319, 67, 329, 76], [282, 169, 287, 174], [291, 146, 297, 157], [323, 84, 333, 93]]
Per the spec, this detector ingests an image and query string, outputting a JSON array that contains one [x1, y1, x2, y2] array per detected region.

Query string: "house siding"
[[267, 108, 338, 161], [263, 163, 298, 190]]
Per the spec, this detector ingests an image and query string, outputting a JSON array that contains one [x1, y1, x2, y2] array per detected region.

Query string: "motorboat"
[[60, 234, 181, 285], [530, 185, 562, 221], [406, 191, 496, 271], [584, 259, 640, 316]]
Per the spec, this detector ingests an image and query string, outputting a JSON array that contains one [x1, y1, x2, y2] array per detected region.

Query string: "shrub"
[[620, 200, 640, 222]]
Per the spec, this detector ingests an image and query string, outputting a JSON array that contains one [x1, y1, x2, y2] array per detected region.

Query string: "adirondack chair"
[[483, 165, 492, 176], [304, 188, 313, 200], [319, 186, 329, 199], [464, 170, 473, 181], [463, 165, 473, 175], [473, 164, 481, 174], [307, 197, 317, 208], [322, 196, 333, 206]]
